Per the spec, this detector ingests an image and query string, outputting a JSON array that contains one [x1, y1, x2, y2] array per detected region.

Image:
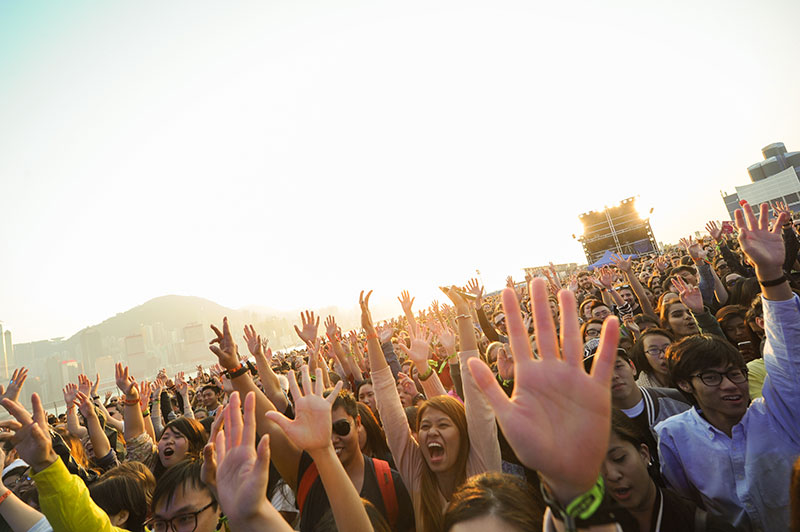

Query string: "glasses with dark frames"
[[147, 501, 215, 532], [690, 368, 748, 387]]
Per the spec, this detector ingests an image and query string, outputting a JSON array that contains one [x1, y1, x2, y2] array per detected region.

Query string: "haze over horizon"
[[2, 0, 800, 343]]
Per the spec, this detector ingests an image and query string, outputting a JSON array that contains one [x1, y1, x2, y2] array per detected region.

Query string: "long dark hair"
[[154, 417, 207, 478], [356, 402, 392, 465], [630, 328, 674, 378]]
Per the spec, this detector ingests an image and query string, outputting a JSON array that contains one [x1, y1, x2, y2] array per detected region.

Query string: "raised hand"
[[466, 278, 619, 505], [115, 363, 138, 398], [243, 324, 265, 357], [680, 236, 706, 261], [212, 392, 287, 530], [359, 290, 376, 334], [496, 344, 514, 381], [139, 379, 152, 409], [62, 383, 79, 407], [324, 316, 339, 340], [91, 373, 100, 397], [396, 372, 418, 399], [610, 253, 632, 274], [466, 278, 484, 306], [210, 317, 240, 371], [397, 290, 415, 314], [77, 374, 92, 396], [175, 372, 188, 396], [1, 394, 58, 472], [433, 322, 456, 354], [567, 275, 578, 293], [396, 326, 433, 369], [2, 367, 29, 402], [654, 255, 668, 273], [705, 221, 723, 242], [772, 200, 792, 218], [75, 391, 97, 420], [153, 376, 167, 396], [265, 366, 343, 454], [735, 201, 790, 278], [671, 276, 703, 314], [377, 323, 393, 344], [294, 311, 320, 347], [441, 285, 470, 314]]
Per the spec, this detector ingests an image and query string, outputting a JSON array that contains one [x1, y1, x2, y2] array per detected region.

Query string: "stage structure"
[[577, 197, 658, 265]]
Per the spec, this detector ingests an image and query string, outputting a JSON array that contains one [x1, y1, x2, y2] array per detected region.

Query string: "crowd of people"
[[0, 200, 798, 531]]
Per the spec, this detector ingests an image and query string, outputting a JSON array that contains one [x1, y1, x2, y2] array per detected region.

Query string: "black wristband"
[[758, 275, 788, 287], [225, 363, 250, 379]]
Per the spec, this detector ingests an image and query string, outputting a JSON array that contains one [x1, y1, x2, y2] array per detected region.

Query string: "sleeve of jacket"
[[32, 459, 127, 532], [782, 226, 799, 274]]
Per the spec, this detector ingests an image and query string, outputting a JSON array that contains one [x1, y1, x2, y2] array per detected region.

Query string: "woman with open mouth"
[[603, 410, 736, 531], [361, 288, 502, 532]]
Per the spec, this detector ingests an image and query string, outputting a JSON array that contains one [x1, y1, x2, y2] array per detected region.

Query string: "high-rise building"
[[79, 328, 103, 375], [183, 322, 208, 363], [721, 142, 800, 219]]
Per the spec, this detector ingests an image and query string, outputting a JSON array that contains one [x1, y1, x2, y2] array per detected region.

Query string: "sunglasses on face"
[[332, 419, 351, 437]]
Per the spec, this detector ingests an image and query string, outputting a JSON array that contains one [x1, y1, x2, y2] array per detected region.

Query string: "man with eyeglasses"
[[655, 202, 800, 532], [148, 459, 222, 532]]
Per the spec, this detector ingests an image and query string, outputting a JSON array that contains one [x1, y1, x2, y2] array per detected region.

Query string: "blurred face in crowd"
[[549, 299, 559, 321], [725, 273, 742, 290], [201, 389, 220, 409], [716, 261, 731, 279], [494, 313, 507, 335], [665, 303, 699, 337], [618, 288, 637, 308], [592, 305, 612, 321], [677, 269, 698, 286], [358, 383, 377, 413], [722, 316, 749, 344], [578, 274, 593, 290], [397, 382, 416, 408], [158, 427, 189, 468], [584, 322, 602, 342], [602, 432, 655, 515], [610, 356, 638, 407], [642, 334, 671, 381], [418, 407, 461, 473], [331, 406, 361, 468], [151, 483, 220, 532]]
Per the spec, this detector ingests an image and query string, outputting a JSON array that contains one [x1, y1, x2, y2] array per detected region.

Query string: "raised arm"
[[396, 326, 447, 398], [467, 279, 620, 514], [209, 392, 294, 532], [174, 372, 195, 419], [115, 363, 145, 443], [267, 369, 372, 532], [210, 317, 303, 491], [442, 286, 501, 471], [76, 391, 112, 462], [398, 290, 419, 335], [610, 254, 657, 319], [244, 325, 289, 413], [325, 316, 363, 381]]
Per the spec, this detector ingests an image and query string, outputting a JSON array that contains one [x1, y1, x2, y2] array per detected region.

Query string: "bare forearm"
[[625, 271, 657, 319], [310, 446, 372, 532], [123, 399, 146, 442], [85, 414, 111, 459], [254, 354, 288, 412], [0, 489, 46, 532], [65, 407, 87, 438]]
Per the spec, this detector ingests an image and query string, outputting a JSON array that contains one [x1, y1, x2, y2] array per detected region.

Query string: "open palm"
[[266, 366, 343, 453], [468, 278, 618, 502], [214, 391, 275, 524], [735, 202, 788, 272]]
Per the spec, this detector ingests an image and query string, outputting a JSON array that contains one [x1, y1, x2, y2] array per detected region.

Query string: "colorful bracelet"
[[123, 397, 140, 406], [0, 490, 11, 506]]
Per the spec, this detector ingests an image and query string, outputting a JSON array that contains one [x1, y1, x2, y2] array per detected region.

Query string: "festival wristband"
[[541, 475, 605, 532], [758, 274, 788, 287]]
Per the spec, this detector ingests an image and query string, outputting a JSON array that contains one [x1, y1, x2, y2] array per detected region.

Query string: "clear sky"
[[2, 0, 799, 343]]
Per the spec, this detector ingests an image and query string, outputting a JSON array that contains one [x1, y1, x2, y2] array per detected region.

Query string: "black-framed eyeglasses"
[[644, 346, 669, 357], [332, 419, 351, 437], [690, 368, 748, 387], [147, 501, 215, 532], [585, 328, 601, 338]]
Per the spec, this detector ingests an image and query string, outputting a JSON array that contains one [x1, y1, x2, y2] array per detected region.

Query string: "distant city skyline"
[[2, 0, 800, 345]]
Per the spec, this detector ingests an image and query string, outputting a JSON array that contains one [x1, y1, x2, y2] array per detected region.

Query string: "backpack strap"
[[296, 462, 319, 516], [373, 458, 398, 528]]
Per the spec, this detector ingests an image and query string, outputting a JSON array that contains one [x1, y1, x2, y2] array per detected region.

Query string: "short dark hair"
[[151, 458, 215, 514], [200, 384, 221, 395], [91, 462, 156, 532], [667, 334, 744, 403], [327, 389, 358, 419]]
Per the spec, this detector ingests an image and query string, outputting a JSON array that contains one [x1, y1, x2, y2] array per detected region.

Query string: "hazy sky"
[[2, 0, 799, 343]]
